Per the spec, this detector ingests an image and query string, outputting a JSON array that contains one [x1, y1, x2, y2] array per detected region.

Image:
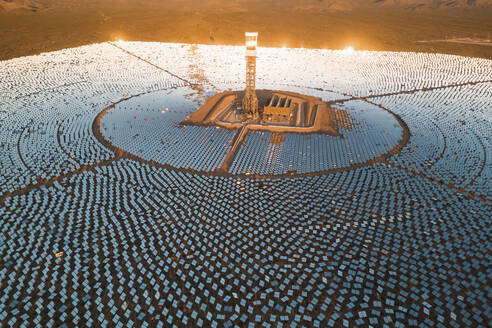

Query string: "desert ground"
[[0, 0, 491, 60]]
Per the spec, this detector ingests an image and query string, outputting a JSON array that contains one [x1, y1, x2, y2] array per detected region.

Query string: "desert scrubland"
[[0, 0, 491, 60]]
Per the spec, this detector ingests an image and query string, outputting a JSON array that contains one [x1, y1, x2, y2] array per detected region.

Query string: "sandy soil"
[[0, 1, 491, 60]]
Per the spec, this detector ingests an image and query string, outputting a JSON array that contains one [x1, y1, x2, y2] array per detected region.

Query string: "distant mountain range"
[[1, 0, 491, 12], [0, 0, 47, 12], [289, 0, 492, 11]]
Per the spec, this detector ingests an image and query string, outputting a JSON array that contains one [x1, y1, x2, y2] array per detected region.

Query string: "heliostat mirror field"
[[0, 42, 491, 327]]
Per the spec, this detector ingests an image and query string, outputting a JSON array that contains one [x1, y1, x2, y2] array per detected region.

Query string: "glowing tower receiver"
[[243, 32, 259, 119]]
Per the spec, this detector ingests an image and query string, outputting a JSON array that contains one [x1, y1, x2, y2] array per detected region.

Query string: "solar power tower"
[[243, 32, 259, 119]]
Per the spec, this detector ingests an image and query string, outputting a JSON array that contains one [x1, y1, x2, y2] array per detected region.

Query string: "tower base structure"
[[243, 89, 259, 119]]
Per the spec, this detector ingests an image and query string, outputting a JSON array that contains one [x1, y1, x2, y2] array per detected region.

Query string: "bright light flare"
[[343, 46, 355, 53]]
